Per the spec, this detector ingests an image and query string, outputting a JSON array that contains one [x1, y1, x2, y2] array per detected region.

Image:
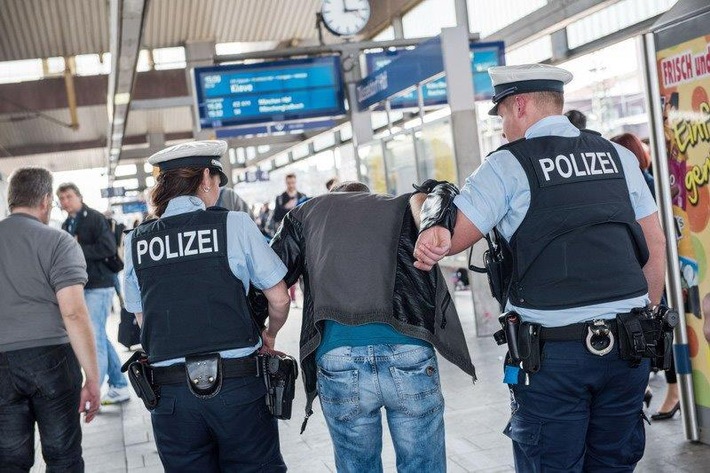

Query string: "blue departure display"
[[364, 41, 505, 109], [193, 56, 346, 129]]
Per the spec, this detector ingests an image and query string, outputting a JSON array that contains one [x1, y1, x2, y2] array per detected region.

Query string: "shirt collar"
[[162, 195, 206, 218], [525, 115, 580, 139], [9, 212, 41, 222]]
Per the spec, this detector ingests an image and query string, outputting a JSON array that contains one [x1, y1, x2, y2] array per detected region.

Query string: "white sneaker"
[[101, 386, 131, 405]]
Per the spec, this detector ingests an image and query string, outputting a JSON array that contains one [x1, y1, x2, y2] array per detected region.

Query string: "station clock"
[[320, 0, 371, 37]]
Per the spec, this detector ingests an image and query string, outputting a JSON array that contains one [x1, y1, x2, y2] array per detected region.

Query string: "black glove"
[[412, 179, 447, 195], [419, 181, 459, 235]]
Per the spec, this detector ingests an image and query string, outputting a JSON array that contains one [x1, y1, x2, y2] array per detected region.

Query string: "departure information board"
[[193, 56, 346, 129], [364, 41, 505, 109]]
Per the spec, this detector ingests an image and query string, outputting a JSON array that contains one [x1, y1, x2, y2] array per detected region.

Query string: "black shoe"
[[651, 402, 680, 421], [644, 389, 653, 408]]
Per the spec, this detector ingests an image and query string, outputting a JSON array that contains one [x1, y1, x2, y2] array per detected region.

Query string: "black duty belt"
[[152, 356, 259, 385], [542, 319, 619, 356], [540, 319, 618, 341]]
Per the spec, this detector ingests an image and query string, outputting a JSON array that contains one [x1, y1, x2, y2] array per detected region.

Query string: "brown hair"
[[56, 182, 82, 198], [611, 133, 650, 170], [150, 167, 218, 217], [331, 181, 370, 193], [9, 167, 53, 210]]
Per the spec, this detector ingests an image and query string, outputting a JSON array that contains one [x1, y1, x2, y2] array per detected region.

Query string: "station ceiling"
[[0, 0, 420, 175], [0, 0, 673, 177]]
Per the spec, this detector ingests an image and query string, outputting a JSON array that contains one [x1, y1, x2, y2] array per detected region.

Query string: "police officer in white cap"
[[122, 140, 291, 471], [411, 64, 667, 471]]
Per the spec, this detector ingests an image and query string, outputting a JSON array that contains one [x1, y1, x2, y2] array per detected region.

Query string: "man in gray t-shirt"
[[0, 167, 100, 471]]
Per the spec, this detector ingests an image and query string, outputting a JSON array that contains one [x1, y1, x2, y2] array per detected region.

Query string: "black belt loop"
[[152, 356, 259, 385]]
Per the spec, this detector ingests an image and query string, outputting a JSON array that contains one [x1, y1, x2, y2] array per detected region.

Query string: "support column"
[[454, 0, 470, 33], [441, 26, 479, 185], [341, 43, 373, 182], [184, 40, 216, 141], [442, 25, 498, 335]]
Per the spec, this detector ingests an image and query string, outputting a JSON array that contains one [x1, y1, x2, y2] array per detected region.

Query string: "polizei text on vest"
[[136, 229, 220, 264], [539, 151, 619, 181]]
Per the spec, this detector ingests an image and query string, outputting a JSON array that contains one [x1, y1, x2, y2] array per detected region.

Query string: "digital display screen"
[[364, 41, 505, 108], [193, 56, 346, 129]]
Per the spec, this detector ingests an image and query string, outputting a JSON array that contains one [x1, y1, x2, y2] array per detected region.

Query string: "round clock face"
[[321, 0, 371, 37]]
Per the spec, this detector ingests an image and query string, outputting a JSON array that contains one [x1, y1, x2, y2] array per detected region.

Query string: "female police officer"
[[123, 140, 291, 472]]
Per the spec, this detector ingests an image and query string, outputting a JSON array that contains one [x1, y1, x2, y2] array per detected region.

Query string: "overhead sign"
[[357, 36, 445, 109], [215, 119, 337, 138], [243, 170, 270, 183], [121, 201, 148, 214], [359, 41, 505, 110], [100, 186, 126, 198], [193, 56, 346, 129]]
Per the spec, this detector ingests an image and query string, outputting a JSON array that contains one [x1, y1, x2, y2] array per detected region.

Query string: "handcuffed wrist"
[[420, 182, 459, 235]]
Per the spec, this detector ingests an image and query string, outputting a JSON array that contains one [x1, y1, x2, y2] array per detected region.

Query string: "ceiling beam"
[[482, 0, 624, 48], [2, 131, 192, 158], [106, 0, 150, 178]]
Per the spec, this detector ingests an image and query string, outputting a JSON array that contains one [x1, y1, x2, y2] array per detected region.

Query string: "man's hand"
[[413, 226, 452, 271], [79, 378, 101, 423]]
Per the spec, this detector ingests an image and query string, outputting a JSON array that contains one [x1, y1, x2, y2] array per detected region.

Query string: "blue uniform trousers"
[[505, 340, 649, 472], [151, 376, 286, 472]]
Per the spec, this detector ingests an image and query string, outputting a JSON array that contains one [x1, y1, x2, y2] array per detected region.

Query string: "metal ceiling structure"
[[0, 0, 421, 177], [0, 0, 680, 180]]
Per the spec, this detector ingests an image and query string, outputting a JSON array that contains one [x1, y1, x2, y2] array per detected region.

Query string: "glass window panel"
[[567, 0, 677, 49], [403, 0, 456, 38], [358, 144, 387, 194], [0, 59, 43, 83], [414, 121, 457, 184], [467, 0, 548, 37], [153, 47, 186, 70], [115, 164, 136, 177], [383, 134, 418, 195]]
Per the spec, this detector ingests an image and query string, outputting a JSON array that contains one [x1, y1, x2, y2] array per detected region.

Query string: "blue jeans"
[[505, 341, 649, 472], [317, 345, 445, 473], [85, 288, 127, 389], [0, 344, 84, 472]]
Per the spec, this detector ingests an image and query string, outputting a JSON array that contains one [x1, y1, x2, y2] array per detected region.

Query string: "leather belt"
[[152, 356, 260, 385], [541, 319, 619, 341]]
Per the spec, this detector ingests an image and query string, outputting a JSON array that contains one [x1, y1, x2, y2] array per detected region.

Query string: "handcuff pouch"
[[185, 353, 223, 399]]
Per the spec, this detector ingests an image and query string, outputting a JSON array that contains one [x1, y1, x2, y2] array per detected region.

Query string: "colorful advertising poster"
[[656, 16, 710, 435]]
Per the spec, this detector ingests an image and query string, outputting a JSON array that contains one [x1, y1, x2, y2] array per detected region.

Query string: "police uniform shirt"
[[454, 115, 658, 327], [123, 195, 287, 365]]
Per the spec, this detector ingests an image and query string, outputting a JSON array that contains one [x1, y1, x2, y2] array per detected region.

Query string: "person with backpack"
[[57, 183, 130, 406]]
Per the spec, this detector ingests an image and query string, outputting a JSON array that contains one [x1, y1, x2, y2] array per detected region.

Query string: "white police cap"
[[488, 64, 573, 116], [148, 140, 229, 186]]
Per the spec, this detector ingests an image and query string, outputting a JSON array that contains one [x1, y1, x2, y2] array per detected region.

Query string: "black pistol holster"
[[260, 354, 298, 420], [469, 228, 512, 313], [616, 305, 679, 369], [121, 351, 159, 410], [493, 312, 542, 374], [185, 353, 223, 399]]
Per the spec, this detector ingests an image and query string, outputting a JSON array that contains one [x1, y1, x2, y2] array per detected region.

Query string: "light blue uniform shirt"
[[123, 195, 287, 365], [454, 116, 658, 327]]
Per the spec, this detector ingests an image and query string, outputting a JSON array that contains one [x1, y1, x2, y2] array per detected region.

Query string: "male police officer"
[[412, 64, 667, 472]]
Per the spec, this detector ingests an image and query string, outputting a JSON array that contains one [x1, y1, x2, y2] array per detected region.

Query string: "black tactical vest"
[[132, 208, 259, 362], [501, 131, 650, 310]]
